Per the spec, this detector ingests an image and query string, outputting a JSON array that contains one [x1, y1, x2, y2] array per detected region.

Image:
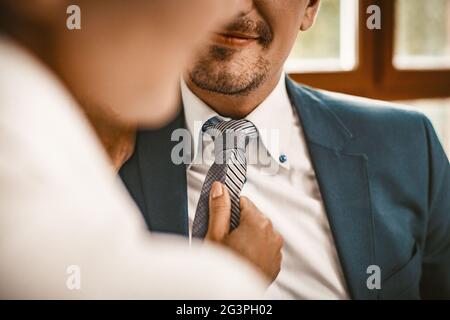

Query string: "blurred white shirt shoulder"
[[0, 36, 265, 299]]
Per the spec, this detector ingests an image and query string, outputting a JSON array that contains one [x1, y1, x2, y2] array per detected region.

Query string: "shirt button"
[[279, 154, 288, 163]]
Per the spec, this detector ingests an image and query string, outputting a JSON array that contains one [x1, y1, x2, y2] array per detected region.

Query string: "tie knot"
[[202, 116, 258, 153], [202, 116, 258, 139]]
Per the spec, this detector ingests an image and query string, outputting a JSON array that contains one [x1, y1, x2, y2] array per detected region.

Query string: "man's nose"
[[238, 0, 255, 16]]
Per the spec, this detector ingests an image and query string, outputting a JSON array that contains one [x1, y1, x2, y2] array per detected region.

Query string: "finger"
[[239, 196, 262, 222], [275, 232, 284, 251], [206, 182, 231, 242]]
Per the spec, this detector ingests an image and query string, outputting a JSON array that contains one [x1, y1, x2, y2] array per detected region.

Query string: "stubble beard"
[[188, 45, 271, 97]]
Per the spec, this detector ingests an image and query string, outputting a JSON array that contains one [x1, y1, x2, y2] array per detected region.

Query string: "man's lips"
[[212, 31, 259, 48]]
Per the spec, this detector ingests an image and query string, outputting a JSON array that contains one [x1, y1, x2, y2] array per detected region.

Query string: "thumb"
[[206, 182, 231, 242]]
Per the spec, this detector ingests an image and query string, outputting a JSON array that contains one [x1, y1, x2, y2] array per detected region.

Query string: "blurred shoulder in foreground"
[[0, 37, 266, 299]]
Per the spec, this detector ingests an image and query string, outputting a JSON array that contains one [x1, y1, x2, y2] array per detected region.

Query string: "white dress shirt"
[[0, 36, 265, 299], [182, 74, 350, 299]]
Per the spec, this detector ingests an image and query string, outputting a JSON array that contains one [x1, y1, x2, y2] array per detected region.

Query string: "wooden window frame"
[[289, 0, 450, 101]]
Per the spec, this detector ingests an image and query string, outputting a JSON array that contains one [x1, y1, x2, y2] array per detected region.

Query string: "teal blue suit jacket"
[[120, 78, 450, 300]]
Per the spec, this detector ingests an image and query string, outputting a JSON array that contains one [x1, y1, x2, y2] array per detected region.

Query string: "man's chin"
[[187, 50, 270, 96], [189, 70, 265, 97]]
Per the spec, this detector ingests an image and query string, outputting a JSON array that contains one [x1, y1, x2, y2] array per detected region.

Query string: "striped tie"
[[192, 116, 258, 239]]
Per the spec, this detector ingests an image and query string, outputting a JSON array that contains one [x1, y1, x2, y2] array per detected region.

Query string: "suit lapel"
[[286, 78, 376, 299], [134, 111, 189, 237]]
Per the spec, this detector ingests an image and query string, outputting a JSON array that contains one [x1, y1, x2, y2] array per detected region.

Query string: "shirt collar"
[[245, 74, 292, 169], [181, 73, 293, 169], [181, 79, 223, 165]]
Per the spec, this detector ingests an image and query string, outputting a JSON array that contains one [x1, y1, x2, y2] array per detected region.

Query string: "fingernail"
[[211, 182, 223, 199]]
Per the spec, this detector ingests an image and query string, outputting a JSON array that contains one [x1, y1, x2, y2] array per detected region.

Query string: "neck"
[[185, 69, 284, 119], [81, 103, 136, 172]]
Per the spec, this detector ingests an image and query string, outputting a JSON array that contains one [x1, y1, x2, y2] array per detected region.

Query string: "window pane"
[[286, 0, 358, 73], [394, 0, 450, 69], [396, 99, 450, 156]]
